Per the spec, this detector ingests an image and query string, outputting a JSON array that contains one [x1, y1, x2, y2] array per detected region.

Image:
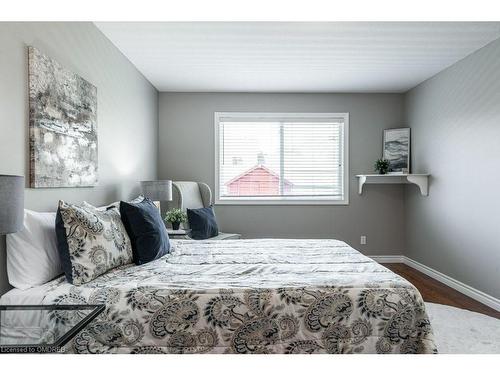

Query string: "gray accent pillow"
[[55, 200, 133, 285]]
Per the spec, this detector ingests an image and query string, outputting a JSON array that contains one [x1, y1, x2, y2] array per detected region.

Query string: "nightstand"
[[167, 228, 192, 239]]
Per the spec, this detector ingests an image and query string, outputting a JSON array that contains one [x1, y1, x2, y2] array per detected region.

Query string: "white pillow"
[[6, 209, 62, 290], [83, 195, 144, 211]]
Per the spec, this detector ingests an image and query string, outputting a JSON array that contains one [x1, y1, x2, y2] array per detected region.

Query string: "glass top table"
[[0, 305, 104, 353]]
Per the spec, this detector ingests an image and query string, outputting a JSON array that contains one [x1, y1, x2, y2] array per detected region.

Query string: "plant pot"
[[172, 222, 181, 230], [379, 170, 387, 175]]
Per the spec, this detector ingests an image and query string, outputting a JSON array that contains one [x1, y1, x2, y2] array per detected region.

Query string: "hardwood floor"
[[382, 263, 500, 319]]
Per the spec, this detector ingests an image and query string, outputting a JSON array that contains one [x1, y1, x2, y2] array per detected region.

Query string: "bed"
[[0, 239, 437, 354]]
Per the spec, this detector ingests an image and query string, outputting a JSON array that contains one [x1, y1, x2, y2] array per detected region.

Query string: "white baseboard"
[[370, 255, 500, 312], [370, 255, 404, 263]]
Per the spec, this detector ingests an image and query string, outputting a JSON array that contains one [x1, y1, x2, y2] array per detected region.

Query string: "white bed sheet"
[[1, 284, 57, 345], [1, 283, 52, 305]]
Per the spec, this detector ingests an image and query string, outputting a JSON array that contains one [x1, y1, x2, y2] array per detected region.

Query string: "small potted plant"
[[164, 208, 187, 230], [374, 159, 390, 174]]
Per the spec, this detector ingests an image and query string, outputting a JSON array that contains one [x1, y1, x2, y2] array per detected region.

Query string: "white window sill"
[[214, 198, 349, 206]]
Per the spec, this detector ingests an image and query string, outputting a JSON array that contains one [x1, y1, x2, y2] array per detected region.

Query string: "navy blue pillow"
[[55, 208, 74, 284], [187, 206, 219, 240], [119, 198, 170, 265]]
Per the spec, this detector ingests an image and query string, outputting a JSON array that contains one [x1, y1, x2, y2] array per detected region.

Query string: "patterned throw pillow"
[[55, 201, 133, 285]]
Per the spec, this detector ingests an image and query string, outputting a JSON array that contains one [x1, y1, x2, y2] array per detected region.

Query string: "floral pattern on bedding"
[[38, 239, 437, 354]]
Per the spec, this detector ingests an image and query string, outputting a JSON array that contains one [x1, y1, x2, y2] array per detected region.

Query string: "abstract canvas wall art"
[[383, 128, 410, 174], [28, 46, 98, 188]]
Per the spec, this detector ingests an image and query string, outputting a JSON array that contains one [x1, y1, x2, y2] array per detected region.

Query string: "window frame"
[[214, 112, 349, 206]]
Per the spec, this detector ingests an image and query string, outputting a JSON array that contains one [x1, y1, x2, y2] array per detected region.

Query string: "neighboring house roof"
[[225, 164, 293, 186]]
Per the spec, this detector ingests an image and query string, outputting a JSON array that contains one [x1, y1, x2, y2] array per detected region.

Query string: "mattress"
[[0, 239, 437, 354]]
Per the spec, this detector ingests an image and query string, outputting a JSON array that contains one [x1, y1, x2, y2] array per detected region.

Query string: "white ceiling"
[[95, 22, 500, 93]]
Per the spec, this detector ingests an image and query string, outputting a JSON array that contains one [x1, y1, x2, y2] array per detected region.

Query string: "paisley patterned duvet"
[[38, 239, 437, 354]]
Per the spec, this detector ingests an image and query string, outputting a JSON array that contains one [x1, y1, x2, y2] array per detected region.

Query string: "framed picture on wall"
[[28, 46, 98, 188], [383, 128, 410, 174]]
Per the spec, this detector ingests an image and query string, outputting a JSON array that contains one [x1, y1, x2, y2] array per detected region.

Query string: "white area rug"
[[425, 302, 500, 354]]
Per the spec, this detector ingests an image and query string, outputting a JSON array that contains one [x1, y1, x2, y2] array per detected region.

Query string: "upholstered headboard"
[[164, 181, 213, 230], [169, 181, 212, 211]]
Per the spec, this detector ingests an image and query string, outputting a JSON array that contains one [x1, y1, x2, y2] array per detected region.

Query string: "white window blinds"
[[215, 113, 349, 204]]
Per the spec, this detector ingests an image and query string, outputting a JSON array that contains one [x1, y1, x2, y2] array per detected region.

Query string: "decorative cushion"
[[119, 197, 171, 265], [6, 210, 62, 290], [56, 201, 133, 285], [187, 206, 219, 240]]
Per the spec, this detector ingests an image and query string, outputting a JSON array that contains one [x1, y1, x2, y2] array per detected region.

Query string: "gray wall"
[[405, 38, 500, 298], [4, 23, 496, 301], [0, 22, 159, 294], [159, 93, 407, 255]]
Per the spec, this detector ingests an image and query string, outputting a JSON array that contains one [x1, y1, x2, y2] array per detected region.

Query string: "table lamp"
[[140, 180, 172, 211], [0, 175, 24, 235]]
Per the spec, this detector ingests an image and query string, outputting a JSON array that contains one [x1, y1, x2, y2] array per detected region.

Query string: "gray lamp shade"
[[0, 175, 24, 235], [140, 180, 173, 201]]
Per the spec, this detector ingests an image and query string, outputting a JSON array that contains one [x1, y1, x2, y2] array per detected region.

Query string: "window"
[[215, 112, 349, 205]]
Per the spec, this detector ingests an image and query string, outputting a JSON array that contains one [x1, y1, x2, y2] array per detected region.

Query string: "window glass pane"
[[217, 114, 346, 202], [220, 122, 281, 197], [283, 122, 343, 197]]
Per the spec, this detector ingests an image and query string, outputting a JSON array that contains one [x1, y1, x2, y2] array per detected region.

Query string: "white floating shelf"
[[356, 174, 430, 196]]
